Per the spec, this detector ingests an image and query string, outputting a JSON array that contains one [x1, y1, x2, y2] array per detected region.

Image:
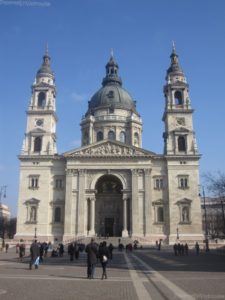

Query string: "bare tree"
[[204, 172, 225, 235], [204, 172, 225, 196]]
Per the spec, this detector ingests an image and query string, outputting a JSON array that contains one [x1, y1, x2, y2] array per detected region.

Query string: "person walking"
[[98, 241, 110, 280], [195, 242, 200, 255], [85, 238, 98, 279], [29, 240, 40, 270], [19, 243, 25, 262]]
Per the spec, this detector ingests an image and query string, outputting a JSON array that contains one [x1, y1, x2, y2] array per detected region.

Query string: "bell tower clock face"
[[35, 119, 44, 127]]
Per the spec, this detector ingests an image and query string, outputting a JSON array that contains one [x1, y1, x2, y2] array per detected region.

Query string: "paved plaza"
[[0, 246, 225, 300]]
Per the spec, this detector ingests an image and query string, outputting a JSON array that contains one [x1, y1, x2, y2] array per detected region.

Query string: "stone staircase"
[[81, 236, 134, 247]]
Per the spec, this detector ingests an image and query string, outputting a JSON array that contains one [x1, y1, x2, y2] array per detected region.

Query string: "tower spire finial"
[[45, 43, 49, 56], [172, 40, 176, 52], [110, 48, 114, 59]]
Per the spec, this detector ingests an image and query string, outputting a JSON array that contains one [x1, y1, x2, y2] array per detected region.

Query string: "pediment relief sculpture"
[[64, 141, 153, 157]]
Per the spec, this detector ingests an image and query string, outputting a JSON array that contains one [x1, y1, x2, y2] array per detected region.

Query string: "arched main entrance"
[[95, 175, 123, 237]]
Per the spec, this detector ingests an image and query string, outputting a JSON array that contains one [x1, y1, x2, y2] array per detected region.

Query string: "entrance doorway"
[[105, 217, 114, 236], [95, 175, 123, 237]]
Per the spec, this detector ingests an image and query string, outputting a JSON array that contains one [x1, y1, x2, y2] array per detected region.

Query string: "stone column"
[[131, 169, 139, 235], [89, 197, 96, 235], [144, 168, 152, 236], [77, 169, 86, 236], [122, 196, 128, 237]]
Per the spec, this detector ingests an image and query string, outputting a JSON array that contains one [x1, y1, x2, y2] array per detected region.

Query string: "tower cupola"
[[36, 46, 54, 80], [167, 42, 183, 75], [102, 51, 122, 86]]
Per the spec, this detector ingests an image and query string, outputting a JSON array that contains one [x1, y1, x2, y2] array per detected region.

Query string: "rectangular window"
[[154, 177, 164, 190], [55, 178, 64, 189], [29, 175, 39, 189], [178, 176, 189, 189]]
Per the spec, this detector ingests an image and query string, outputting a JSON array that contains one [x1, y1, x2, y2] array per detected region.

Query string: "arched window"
[[134, 132, 139, 147], [119, 131, 126, 143], [54, 207, 61, 223], [34, 137, 42, 152], [178, 136, 186, 151], [38, 92, 46, 108], [174, 91, 183, 105], [108, 130, 115, 141], [97, 131, 103, 141]]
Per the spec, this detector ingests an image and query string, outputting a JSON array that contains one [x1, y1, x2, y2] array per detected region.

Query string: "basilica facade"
[[15, 46, 203, 244]]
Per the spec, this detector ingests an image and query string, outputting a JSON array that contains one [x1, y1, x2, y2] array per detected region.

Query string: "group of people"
[[173, 242, 201, 256], [85, 238, 112, 280], [173, 242, 189, 256]]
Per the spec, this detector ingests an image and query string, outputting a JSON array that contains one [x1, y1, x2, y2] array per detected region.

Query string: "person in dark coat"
[[108, 243, 114, 259], [68, 243, 75, 261], [98, 241, 110, 280], [74, 242, 79, 260], [29, 240, 40, 270], [85, 238, 98, 279]]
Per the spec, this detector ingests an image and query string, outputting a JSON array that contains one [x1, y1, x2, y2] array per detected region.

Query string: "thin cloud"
[[71, 139, 81, 148], [71, 92, 89, 102]]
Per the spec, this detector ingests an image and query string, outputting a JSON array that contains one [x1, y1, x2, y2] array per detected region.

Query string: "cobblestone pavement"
[[0, 247, 225, 300]]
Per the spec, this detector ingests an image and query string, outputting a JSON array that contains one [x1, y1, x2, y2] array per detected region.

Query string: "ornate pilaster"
[[131, 169, 139, 235], [144, 168, 152, 236], [64, 169, 78, 239], [77, 169, 86, 235]]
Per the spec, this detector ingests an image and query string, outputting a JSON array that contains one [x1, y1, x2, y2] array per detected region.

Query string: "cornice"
[[18, 154, 65, 161], [165, 154, 201, 160]]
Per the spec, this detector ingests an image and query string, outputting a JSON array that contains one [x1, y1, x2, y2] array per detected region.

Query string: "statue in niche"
[[182, 207, 189, 222], [30, 206, 37, 222]]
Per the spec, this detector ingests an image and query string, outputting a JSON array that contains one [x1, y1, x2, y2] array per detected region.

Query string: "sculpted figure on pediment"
[[69, 141, 148, 157]]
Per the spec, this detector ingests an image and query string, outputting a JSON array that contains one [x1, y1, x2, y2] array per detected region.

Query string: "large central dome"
[[89, 84, 135, 110], [87, 54, 136, 114]]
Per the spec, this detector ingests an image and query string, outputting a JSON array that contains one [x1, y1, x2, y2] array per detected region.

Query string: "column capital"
[[66, 168, 78, 176], [144, 168, 152, 176], [131, 169, 143, 176], [78, 169, 86, 177]]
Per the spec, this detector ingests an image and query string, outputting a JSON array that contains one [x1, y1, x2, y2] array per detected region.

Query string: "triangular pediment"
[[63, 140, 155, 158]]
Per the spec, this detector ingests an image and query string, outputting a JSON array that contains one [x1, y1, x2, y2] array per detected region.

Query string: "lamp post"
[[0, 186, 7, 241], [220, 196, 225, 235], [202, 186, 209, 251], [34, 227, 37, 239]]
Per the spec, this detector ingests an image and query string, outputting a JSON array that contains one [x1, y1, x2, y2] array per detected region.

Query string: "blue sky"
[[0, 0, 225, 216]]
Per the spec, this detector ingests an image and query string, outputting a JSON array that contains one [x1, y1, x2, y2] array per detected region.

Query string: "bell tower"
[[21, 47, 57, 155], [163, 43, 198, 156]]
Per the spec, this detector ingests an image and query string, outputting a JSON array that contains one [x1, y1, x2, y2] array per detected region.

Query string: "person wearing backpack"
[[98, 241, 110, 280]]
